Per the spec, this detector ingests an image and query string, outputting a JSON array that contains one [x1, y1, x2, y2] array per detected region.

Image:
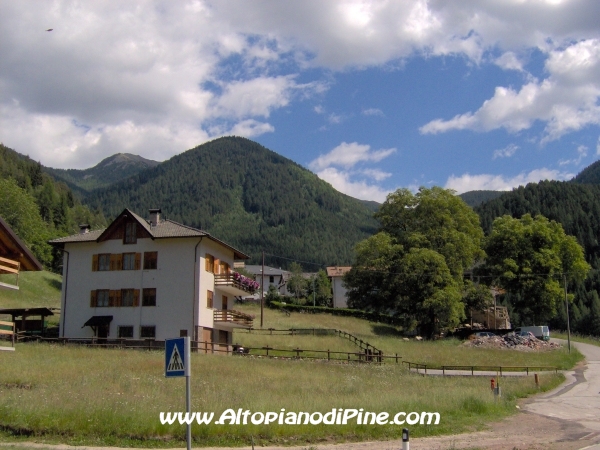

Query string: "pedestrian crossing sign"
[[165, 337, 190, 377]]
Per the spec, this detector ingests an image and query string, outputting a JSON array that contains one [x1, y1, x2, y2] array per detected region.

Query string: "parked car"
[[470, 331, 496, 339], [513, 326, 550, 341]]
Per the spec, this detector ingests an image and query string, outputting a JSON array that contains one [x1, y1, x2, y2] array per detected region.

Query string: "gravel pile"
[[464, 334, 561, 351]]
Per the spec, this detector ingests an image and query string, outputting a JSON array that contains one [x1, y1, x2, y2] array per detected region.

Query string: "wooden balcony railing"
[[214, 309, 253, 327], [214, 273, 258, 294], [0, 257, 20, 290]]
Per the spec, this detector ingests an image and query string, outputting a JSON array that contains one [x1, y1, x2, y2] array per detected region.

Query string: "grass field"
[[0, 276, 584, 447], [233, 303, 581, 369], [0, 342, 566, 448], [0, 271, 62, 326]]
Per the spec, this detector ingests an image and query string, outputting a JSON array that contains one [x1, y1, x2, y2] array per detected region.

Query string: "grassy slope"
[[234, 303, 581, 369], [0, 271, 62, 325], [0, 280, 582, 447]]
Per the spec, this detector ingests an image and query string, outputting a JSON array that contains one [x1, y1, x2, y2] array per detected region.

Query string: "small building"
[[244, 265, 290, 296], [326, 266, 351, 308], [49, 208, 255, 348]]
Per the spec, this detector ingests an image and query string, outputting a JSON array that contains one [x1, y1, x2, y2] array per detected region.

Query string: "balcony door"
[[222, 295, 228, 310]]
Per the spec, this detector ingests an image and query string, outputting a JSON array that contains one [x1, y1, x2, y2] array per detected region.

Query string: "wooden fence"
[[403, 361, 558, 376], [242, 328, 383, 355], [0, 320, 15, 351]]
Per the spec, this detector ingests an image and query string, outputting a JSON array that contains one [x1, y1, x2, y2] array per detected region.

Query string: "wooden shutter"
[[134, 253, 141, 270], [92, 254, 99, 272], [214, 259, 220, 274], [133, 289, 140, 307], [90, 290, 97, 307]]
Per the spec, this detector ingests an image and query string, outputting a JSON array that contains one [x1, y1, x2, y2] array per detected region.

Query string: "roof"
[[48, 208, 249, 259], [244, 265, 291, 276], [0, 216, 43, 271], [82, 315, 113, 327], [326, 266, 352, 277], [0, 307, 54, 317]]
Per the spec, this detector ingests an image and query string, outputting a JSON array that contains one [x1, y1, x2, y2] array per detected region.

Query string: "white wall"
[[63, 236, 201, 340]]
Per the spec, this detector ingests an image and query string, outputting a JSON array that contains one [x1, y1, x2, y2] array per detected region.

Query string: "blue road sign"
[[165, 337, 190, 377]]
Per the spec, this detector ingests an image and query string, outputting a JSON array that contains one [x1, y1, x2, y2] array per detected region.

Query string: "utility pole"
[[564, 274, 571, 353], [261, 251, 264, 328]]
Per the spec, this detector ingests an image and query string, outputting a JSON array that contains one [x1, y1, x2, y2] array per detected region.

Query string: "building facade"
[[50, 209, 255, 346]]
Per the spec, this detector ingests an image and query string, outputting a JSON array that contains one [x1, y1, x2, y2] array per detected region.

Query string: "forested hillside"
[[0, 144, 106, 268], [459, 190, 504, 207], [84, 137, 379, 268], [475, 179, 600, 334]]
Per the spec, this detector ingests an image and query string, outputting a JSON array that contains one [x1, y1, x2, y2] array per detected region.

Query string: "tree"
[[307, 269, 333, 307], [287, 262, 308, 301], [345, 187, 483, 337], [375, 187, 484, 280], [483, 214, 590, 324], [0, 178, 52, 266]]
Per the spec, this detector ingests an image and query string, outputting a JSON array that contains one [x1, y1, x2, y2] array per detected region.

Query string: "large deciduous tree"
[[483, 214, 590, 324], [345, 187, 484, 337]]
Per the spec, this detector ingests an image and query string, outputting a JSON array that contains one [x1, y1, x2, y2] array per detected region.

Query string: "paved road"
[[524, 339, 600, 445]]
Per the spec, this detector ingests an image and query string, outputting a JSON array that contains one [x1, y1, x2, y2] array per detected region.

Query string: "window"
[[96, 289, 110, 307], [207, 290, 213, 308], [98, 254, 110, 271], [144, 251, 158, 270], [142, 288, 156, 306], [205, 254, 214, 272], [120, 289, 139, 307], [222, 295, 228, 310], [124, 222, 137, 244], [269, 275, 274, 283], [140, 326, 155, 339], [118, 326, 134, 338], [121, 289, 134, 307], [123, 253, 136, 270]]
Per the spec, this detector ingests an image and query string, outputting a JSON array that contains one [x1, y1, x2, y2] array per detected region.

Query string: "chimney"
[[149, 208, 161, 226], [79, 224, 90, 234]]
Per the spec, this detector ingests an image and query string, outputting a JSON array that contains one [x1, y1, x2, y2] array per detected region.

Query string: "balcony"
[[0, 257, 20, 291], [214, 272, 259, 297], [213, 309, 254, 329]]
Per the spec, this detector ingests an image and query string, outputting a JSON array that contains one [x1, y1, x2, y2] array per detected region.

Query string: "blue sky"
[[1, 1, 600, 201]]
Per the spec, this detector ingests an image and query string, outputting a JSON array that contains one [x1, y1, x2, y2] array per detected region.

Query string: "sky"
[[1, 1, 600, 201]]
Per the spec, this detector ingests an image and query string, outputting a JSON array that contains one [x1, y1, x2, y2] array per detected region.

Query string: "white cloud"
[[309, 141, 396, 201], [445, 168, 573, 194], [421, 39, 600, 141], [309, 142, 396, 170], [597, 136, 600, 155], [362, 108, 384, 117], [559, 144, 588, 166], [2, 1, 600, 168], [494, 52, 524, 72], [493, 144, 519, 159], [315, 167, 393, 202]]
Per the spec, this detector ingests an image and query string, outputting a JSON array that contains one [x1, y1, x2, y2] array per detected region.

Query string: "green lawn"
[[0, 342, 565, 447]]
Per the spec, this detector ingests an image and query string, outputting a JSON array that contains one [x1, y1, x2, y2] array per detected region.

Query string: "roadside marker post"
[[402, 427, 409, 450], [165, 337, 191, 450]]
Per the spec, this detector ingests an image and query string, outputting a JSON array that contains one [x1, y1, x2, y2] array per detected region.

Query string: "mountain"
[[83, 137, 379, 268], [459, 190, 505, 207], [572, 159, 600, 185], [46, 153, 160, 192]]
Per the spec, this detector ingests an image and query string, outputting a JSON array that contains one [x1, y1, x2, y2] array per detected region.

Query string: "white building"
[[326, 266, 351, 308], [49, 208, 255, 347], [244, 265, 290, 296]]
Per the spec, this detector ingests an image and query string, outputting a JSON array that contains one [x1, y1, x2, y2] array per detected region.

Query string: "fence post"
[[327, 349, 330, 361]]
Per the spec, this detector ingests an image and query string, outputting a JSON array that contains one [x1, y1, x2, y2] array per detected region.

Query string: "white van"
[[513, 326, 550, 341]]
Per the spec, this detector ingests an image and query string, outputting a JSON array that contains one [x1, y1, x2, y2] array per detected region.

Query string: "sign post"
[[166, 337, 191, 450]]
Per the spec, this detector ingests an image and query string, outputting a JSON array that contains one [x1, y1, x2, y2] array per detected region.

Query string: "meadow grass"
[[0, 271, 62, 326], [234, 304, 582, 370], [552, 331, 600, 347], [0, 342, 566, 447]]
